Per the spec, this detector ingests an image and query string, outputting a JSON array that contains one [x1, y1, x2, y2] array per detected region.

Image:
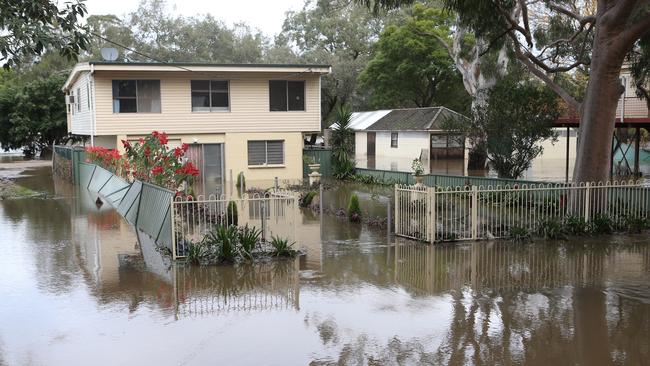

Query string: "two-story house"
[[63, 61, 330, 195]]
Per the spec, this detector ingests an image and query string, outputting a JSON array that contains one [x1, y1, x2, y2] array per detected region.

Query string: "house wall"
[[615, 71, 648, 118], [374, 131, 429, 159], [88, 70, 321, 135], [68, 71, 94, 135]]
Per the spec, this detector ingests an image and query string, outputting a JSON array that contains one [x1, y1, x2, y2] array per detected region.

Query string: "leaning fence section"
[[395, 182, 650, 243], [172, 190, 299, 259]]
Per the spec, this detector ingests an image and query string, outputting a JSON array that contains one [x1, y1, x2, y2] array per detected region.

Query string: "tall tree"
[[280, 0, 397, 122], [0, 0, 89, 68], [362, 0, 650, 183], [359, 4, 470, 112], [629, 34, 650, 116]]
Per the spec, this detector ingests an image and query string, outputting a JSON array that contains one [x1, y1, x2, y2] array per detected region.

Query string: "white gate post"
[[471, 186, 478, 240], [584, 182, 591, 223], [429, 187, 436, 243], [394, 185, 400, 236]]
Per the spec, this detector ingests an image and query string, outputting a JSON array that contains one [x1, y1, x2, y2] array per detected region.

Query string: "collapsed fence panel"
[[395, 182, 650, 242], [137, 182, 174, 251]]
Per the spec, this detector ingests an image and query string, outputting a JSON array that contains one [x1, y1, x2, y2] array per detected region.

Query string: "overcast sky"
[[83, 0, 307, 37]]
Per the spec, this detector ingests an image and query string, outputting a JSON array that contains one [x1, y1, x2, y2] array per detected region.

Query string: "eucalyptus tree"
[[361, 0, 650, 183], [358, 4, 470, 113]]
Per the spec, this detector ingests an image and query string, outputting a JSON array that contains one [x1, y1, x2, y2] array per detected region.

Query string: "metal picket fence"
[[395, 181, 650, 242], [172, 190, 299, 259]]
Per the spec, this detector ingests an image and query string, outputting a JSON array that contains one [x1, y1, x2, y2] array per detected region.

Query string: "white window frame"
[[112, 80, 161, 113], [269, 80, 305, 112], [247, 140, 285, 166], [391, 132, 398, 148]]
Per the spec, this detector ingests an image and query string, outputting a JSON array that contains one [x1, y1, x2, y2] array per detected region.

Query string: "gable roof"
[[349, 107, 468, 132]]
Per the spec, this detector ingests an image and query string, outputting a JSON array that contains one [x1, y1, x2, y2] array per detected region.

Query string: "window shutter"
[[266, 140, 284, 164], [248, 141, 267, 165]]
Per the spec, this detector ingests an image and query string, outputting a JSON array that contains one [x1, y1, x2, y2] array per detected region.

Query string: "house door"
[[367, 132, 376, 157], [186, 144, 224, 197]]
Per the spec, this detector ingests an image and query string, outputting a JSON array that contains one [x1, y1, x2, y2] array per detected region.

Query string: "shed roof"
[[351, 107, 468, 132]]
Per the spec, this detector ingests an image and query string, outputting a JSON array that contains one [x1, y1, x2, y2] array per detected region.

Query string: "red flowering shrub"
[[87, 131, 198, 193]]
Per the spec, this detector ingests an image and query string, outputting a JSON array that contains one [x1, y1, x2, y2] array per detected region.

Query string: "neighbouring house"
[[63, 61, 330, 195], [348, 107, 469, 173]]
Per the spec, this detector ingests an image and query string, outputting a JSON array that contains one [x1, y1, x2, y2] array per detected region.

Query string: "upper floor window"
[[191, 80, 229, 112], [76, 87, 81, 112], [391, 132, 398, 148], [112, 80, 161, 113], [247, 140, 284, 165], [269, 80, 304, 111]]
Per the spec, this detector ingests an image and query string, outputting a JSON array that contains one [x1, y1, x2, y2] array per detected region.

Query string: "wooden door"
[[367, 132, 376, 157]]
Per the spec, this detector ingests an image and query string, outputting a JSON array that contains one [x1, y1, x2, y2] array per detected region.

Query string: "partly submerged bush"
[[621, 215, 648, 233], [185, 240, 205, 265], [226, 201, 238, 226], [238, 224, 261, 259], [271, 236, 297, 257], [300, 191, 317, 207], [589, 214, 614, 235], [203, 224, 240, 263], [536, 218, 565, 240], [563, 215, 587, 235], [509, 226, 531, 242], [348, 194, 362, 223]]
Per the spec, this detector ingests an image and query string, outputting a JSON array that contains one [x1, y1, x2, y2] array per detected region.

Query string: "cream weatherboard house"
[[63, 61, 330, 195]]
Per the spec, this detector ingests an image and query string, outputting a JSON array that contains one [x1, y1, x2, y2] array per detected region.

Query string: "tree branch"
[[621, 12, 650, 47], [548, 4, 596, 25]]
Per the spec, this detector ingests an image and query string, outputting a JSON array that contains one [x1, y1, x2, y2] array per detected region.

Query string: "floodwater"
[[2, 168, 650, 365]]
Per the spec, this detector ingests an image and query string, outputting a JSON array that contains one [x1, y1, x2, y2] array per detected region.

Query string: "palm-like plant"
[[330, 104, 356, 179]]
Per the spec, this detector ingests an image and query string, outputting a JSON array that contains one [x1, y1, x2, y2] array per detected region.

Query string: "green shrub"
[[203, 225, 240, 263], [238, 225, 261, 259], [536, 218, 565, 240], [509, 226, 531, 242], [226, 201, 238, 226], [621, 215, 648, 233], [564, 215, 587, 235], [589, 214, 613, 235], [300, 191, 317, 207], [348, 194, 362, 222], [236, 172, 246, 192], [271, 236, 297, 257], [185, 241, 205, 265]]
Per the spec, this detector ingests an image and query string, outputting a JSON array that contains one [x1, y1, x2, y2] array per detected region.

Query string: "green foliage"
[[589, 214, 614, 235], [236, 172, 246, 194], [621, 215, 648, 233], [270, 236, 297, 257], [564, 215, 587, 235], [203, 225, 240, 263], [0, 0, 89, 69], [238, 225, 261, 259], [348, 194, 362, 222], [331, 104, 356, 179], [475, 74, 559, 179], [300, 191, 317, 207], [226, 201, 238, 227], [359, 4, 470, 112], [185, 241, 205, 265], [536, 218, 565, 240], [509, 226, 531, 242]]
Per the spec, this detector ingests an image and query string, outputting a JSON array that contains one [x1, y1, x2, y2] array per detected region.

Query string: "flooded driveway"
[[1, 167, 650, 365]]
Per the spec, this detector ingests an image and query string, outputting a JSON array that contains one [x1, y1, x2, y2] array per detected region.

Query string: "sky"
[[83, 0, 307, 37]]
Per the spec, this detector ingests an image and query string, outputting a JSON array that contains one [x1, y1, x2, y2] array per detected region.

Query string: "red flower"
[[184, 162, 200, 177], [181, 143, 189, 152], [151, 166, 164, 175], [121, 140, 130, 148], [158, 132, 168, 145], [144, 147, 150, 156], [152, 131, 159, 137], [174, 147, 183, 157], [139, 138, 144, 144]]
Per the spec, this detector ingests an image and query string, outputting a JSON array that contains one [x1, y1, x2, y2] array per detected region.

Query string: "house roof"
[[62, 61, 331, 91], [350, 107, 468, 132]]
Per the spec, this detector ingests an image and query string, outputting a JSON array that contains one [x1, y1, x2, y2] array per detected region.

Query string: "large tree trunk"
[[573, 25, 628, 183]]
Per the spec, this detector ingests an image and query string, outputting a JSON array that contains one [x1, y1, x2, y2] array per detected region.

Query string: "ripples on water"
[[0, 168, 649, 365]]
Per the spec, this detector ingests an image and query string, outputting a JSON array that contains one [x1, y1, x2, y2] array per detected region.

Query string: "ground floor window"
[[247, 140, 284, 166], [391, 132, 398, 148]]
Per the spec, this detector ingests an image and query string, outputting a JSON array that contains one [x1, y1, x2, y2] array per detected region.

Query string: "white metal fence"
[[395, 182, 650, 242], [172, 190, 299, 258]]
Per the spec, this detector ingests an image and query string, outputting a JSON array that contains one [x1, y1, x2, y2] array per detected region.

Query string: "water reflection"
[[2, 167, 650, 365]]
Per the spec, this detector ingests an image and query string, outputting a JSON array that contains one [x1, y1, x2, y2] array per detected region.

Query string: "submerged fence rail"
[[172, 190, 299, 259], [395, 181, 650, 242]]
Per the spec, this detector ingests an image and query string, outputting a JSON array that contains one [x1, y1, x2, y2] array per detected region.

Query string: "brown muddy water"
[[1, 168, 650, 365]]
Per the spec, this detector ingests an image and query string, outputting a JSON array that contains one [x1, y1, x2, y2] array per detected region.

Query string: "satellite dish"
[[100, 47, 119, 61]]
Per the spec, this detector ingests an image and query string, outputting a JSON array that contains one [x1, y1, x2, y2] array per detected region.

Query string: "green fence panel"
[[303, 148, 333, 177], [99, 175, 130, 204], [119, 181, 142, 225], [78, 163, 96, 188], [87, 165, 114, 192], [136, 182, 174, 250]]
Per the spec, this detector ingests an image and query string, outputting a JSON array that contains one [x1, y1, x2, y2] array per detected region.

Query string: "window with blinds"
[[247, 140, 284, 165], [112, 80, 161, 113]]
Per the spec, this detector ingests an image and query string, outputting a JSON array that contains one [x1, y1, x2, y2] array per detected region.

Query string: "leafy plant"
[[411, 158, 424, 176], [236, 172, 246, 193], [203, 224, 240, 263], [563, 215, 587, 235], [537, 218, 565, 240], [348, 194, 362, 222], [185, 240, 205, 265], [621, 215, 648, 233], [226, 201, 238, 226], [589, 214, 614, 235], [331, 104, 355, 179], [509, 226, 531, 242], [300, 191, 317, 207], [238, 225, 261, 259], [270, 236, 297, 257]]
